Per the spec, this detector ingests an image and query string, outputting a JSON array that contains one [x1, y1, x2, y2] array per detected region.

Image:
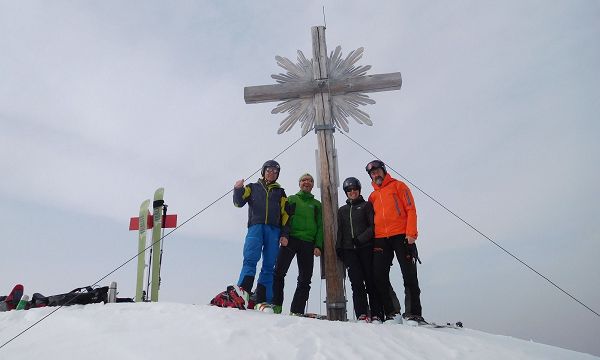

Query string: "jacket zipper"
[[349, 204, 355, 239], [392, 193, 402, 216], [405, 190, 412, 206], [262, 182, 269, 224], [377, 191, 388, 235]]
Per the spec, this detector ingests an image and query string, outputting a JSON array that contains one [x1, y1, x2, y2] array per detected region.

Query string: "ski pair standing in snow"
[[269, 173, 323, 315], [366, 160, 424, 323], [335, 177, 383, 323], [233, 160, 290, 305]]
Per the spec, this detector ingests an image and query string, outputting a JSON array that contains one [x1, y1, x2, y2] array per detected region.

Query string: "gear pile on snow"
[[209, 285, 249, 310], [1, 282, 129, 311]]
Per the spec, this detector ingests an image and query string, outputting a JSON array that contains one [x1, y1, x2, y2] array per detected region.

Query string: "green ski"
[[150, 187, 164, 302], [136, 199, 150, 302]]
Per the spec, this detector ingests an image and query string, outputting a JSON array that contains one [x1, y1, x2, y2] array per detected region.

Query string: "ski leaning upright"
[[136, 199, 150, 302], [150, 188, 164, 302]]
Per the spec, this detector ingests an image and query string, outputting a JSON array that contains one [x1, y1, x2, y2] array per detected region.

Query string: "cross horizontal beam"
[[244, 72, 402, 104]]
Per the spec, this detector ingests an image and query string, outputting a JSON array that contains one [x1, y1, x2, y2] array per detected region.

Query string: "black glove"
[[336, 247, 344, 261], [407, 243, 422, 264], [286, 202, 296, 216], [352, 237, 361, 248]]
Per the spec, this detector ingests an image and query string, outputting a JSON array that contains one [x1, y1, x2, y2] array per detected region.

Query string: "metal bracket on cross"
[[314, 124, 335, 133]]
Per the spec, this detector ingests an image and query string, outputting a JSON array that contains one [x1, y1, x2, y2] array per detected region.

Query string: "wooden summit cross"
[[244, 26, 402, 321]]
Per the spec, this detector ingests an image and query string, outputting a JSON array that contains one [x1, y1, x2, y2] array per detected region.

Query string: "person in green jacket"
[[269, 173, 323, 314]]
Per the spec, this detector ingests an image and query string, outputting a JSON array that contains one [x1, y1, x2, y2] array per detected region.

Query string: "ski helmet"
[[342, 177, 361, 193], [365, 160, 387, 175], [261, 160, 281, 179]]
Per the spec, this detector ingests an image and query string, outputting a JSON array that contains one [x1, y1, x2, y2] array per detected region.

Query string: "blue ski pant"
[[237, 224, 280, 303]]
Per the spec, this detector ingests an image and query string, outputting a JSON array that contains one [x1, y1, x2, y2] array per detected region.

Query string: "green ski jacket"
[[287, 190, 323, 250]]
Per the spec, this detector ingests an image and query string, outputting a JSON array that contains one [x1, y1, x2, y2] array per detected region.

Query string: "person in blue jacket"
[[233, 160, 289, 304]]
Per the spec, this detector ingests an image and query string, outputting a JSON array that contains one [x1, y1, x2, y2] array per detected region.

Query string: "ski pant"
[[272, 236, 314, 314], [237, 224, 281, 303], [342, 246, 383, 319], [373, 234, 422, 317]]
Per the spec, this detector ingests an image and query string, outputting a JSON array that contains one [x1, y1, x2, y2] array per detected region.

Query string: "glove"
[[352, 237, 361, 248], [407, 243, 421, 264], [336, 247, 344, 261], [286, 202, 296, 216]]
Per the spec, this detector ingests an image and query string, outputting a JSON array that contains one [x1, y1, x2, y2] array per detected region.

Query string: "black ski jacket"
[[335, 195, 374, 250]]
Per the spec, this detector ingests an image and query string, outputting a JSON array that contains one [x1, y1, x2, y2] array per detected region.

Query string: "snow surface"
[[0, 303, 597, 360]]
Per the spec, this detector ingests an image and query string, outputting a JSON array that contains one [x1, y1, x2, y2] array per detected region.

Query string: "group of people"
[[232, 159, 424, 323]]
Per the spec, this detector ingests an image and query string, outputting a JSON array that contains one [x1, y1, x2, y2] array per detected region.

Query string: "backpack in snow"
[[30, 286, 109, 308], [209, 285, 249, 310]]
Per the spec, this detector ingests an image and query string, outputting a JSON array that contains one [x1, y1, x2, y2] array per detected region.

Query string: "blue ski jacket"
[[233, 178, 290, 237]]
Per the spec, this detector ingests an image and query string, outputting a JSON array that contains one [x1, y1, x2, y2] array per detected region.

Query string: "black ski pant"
[[272, 237, 314, 314], [373, 234, 422, 317], [342, 246, 383, 319]]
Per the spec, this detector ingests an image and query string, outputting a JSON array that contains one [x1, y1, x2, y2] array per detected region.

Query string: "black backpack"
[[30, 286, 108, 308]]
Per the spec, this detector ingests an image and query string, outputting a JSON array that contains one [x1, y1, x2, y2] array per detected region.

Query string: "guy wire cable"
[[336, 127, 600, 318], [0, 131, 310, 351]]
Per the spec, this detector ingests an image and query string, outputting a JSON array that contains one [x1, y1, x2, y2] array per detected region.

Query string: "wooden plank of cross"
[[244, 26, 402, 321]]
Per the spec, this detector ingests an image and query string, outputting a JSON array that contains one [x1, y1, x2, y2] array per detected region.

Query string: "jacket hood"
[[346, 195, 366, 205], [371, 173, 393, 190], [259, 178, 281, 188], [295, 190, 315, 200]]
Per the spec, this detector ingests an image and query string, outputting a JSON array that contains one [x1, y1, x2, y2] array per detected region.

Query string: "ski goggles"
[[366, 160, 385, 173]]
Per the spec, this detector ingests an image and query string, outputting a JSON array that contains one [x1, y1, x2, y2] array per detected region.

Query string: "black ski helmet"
[[365, 160, 387, 176], [342, 177, 362, 193], [261, 160, 281, 179]]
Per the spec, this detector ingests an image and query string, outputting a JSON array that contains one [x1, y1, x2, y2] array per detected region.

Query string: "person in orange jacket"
[[366, 160, 424, 323]]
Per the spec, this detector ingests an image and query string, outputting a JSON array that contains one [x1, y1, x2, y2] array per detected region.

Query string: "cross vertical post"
[[311, 26, 346, 321]]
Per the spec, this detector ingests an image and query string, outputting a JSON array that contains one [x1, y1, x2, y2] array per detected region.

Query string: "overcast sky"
[[1, 0, 599, 356]]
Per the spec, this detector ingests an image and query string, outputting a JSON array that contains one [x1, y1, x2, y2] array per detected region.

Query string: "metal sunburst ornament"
[[271, 46, 376, 135]]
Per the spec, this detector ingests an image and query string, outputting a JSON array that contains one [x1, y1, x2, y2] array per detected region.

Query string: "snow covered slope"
[[0, 303, 597, 359]]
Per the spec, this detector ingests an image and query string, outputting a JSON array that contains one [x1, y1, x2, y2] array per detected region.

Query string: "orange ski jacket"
[[368, 173, 418, 239]]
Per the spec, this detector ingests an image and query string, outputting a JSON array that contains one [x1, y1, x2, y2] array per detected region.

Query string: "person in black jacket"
[[335, 177, 382, 323]]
